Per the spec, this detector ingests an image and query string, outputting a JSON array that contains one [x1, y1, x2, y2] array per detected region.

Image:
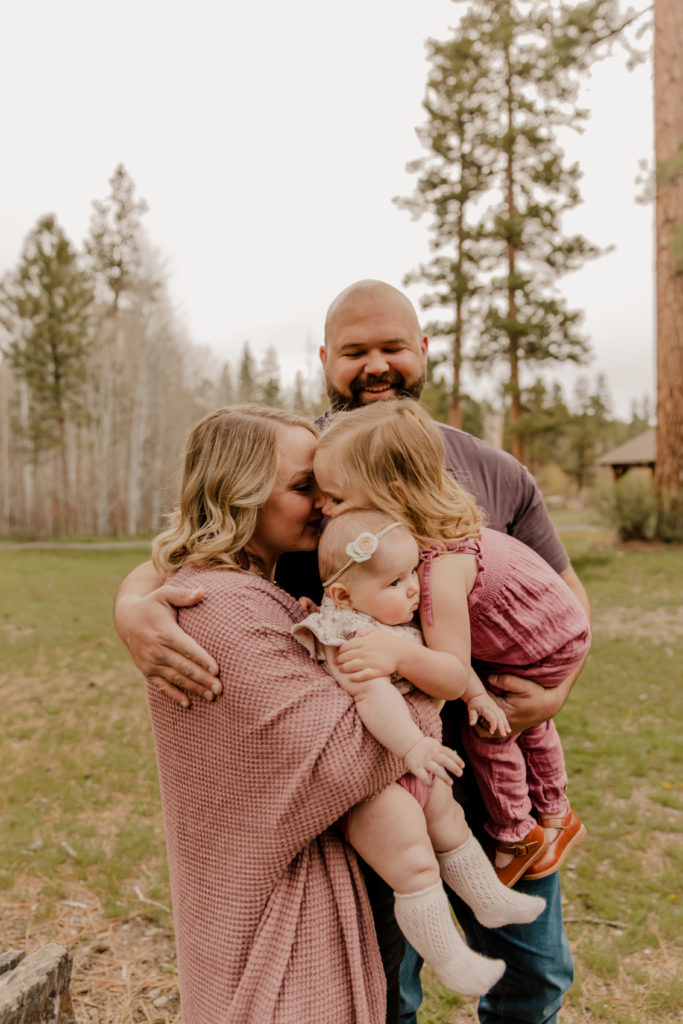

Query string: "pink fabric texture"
[[461, 721, 569, 843], [146, 565, 442, 1024], [420, 527, 590, 683], [292, 595, 422, 693], [420, 527, 590, 843]]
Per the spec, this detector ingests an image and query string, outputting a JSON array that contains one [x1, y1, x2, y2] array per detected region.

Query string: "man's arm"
[[114, 561, 221, 707], [477, 563, 591, 735]]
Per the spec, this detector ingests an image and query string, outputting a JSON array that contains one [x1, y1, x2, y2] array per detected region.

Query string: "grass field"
[[1, 535, 681, 1023]]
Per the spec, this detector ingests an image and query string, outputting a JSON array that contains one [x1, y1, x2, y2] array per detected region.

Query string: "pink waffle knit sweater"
[[146, 564, 441, 1024]]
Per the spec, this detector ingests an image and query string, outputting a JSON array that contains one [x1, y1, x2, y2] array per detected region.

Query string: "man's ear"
[[319, 344, 327, 370], [421, 335, 428, 356], [328, 581, 353, 609]]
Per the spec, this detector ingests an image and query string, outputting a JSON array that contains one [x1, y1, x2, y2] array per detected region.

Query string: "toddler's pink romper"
[[420, 527, 591, 844]]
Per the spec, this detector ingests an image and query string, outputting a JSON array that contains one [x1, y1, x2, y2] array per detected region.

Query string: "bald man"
[[115, 280, 588, 1024]]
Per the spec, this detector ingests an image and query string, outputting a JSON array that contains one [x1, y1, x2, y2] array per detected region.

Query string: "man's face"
[[320, 291, 428, 410]]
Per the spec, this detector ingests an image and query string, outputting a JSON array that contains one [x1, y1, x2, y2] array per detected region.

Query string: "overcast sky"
[[1, 0, 654, 418]]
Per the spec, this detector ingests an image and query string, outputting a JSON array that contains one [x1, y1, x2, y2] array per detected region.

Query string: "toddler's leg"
[[348, 783, 505, 997], [423, 779, 546, 929], [519, 721, 569, 818], [460, 724, 549, 882], [459, 725, 537, 847]]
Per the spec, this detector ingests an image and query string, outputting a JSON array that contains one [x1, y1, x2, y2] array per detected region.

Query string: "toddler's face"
[[313, 449, 369, 519], [345, 531, 420, 627]]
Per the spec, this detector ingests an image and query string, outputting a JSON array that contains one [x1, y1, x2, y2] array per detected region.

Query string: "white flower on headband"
[[345, 532, 379, 563]]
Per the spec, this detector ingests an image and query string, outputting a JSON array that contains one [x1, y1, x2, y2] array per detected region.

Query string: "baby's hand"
[[297, 596, 319, 614], [467, 693, 511, 738], [336, 628, 401, 682], [403, 736, 465, 786]]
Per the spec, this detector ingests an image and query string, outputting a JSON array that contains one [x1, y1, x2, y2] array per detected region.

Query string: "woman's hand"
[[403, 736, 465, 786], [116, 585, 220, 707], [467, 692, 511, 738], [336, 628, 402, 682]]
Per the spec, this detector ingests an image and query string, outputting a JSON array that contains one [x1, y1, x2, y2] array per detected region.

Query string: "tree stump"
[[0, 944, 74, 1024]]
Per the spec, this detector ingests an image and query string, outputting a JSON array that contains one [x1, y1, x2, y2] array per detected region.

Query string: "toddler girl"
[[313, 399, 590, 887], [293, 508, 546, 998]]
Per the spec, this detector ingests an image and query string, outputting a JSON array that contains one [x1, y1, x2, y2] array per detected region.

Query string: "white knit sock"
[[393, 882, 506, 997], [437, 832, 546, 928]]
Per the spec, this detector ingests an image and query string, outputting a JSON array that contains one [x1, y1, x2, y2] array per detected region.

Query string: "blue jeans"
[[399, 871, 573, 1024]]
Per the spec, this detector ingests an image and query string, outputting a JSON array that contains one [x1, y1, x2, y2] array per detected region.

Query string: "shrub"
[[603, 473, 657, 541]]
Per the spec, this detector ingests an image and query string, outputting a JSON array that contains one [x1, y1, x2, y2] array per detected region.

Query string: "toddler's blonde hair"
[[318, 399, 483, 546], [153, 404, 317, 574]]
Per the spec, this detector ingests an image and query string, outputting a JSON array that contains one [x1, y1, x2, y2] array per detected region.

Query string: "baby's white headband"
[[322, 521, 402, 588]]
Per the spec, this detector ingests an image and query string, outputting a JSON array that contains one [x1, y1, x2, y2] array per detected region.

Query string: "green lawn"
[[1, 539, 681, 1023], [421, 540, 683, 1023], [0, 546, 169, 921]]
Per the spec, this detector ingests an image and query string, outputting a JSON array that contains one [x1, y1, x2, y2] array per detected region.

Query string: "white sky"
[[1, 0, 654, 418]]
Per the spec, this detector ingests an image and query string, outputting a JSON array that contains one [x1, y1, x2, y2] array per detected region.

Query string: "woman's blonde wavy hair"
[[153, 404, 318, 575], [318, 399, 484, 547]]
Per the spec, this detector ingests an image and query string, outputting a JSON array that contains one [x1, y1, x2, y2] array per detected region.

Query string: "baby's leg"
[[347, 783, 505, 997], [423, 778, 546, 929], [347, 781, 439, 894], [422, 776, 471, 852]]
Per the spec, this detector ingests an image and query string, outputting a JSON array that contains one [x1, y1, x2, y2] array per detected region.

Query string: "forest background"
[[0, 156, 653, 540], [0, 0, 676, 541]]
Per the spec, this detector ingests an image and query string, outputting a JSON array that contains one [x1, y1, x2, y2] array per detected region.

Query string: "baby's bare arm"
[[325, 646, 463, 785]]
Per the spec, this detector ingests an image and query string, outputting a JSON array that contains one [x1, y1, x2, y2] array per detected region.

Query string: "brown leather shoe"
[[494, 823, 549, 887], [525, 807, 587, 880]]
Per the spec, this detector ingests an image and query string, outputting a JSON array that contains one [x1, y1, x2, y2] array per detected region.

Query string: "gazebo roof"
[[595, 427, 656, 467]]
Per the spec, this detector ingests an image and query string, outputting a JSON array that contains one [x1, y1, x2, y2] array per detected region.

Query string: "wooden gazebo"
[[595, 428, 656, 481]]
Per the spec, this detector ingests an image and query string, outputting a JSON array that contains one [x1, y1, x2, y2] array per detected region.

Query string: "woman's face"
[[249, 426, 324, 569], [313, 447, 370, 519]]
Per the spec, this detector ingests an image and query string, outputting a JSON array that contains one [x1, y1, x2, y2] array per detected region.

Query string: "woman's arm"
[[114, 560, 220, 705], [167, 575, 444, 867]]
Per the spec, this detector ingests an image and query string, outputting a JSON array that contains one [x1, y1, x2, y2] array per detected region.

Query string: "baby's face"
[[313, 448, 369, 518], [346, 530, 421, 626]]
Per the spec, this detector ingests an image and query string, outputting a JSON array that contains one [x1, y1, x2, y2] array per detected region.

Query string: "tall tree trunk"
[[126, 337, 148, 537], [0, 365, 10, 533], [505, 57, 525, 466], [17, 381, 36, 533], [448, 205, 464, 430], [654, 0, 683, 532]]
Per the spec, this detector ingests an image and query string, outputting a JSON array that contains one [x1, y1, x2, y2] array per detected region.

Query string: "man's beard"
[[326, 370, 425, 411]]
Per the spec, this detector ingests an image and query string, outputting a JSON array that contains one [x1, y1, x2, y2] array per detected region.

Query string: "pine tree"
[[290, 370, 308, 415], [395, 19, 493, 428], [258, 345, 281, 407], [237, 342, 258, 402], [562, 374, 612, 492], [85, 163, 151, 313], [217, 362, 235, 407], [399, 0, 641, 464], [0, 214, 94, 528], [517, 377, 571, 476], [83, 165, 158, 534]]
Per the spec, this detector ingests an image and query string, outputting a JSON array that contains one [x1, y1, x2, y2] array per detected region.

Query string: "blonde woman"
[[144, 404, 442, 1024], [313, 400, 590, 888]]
